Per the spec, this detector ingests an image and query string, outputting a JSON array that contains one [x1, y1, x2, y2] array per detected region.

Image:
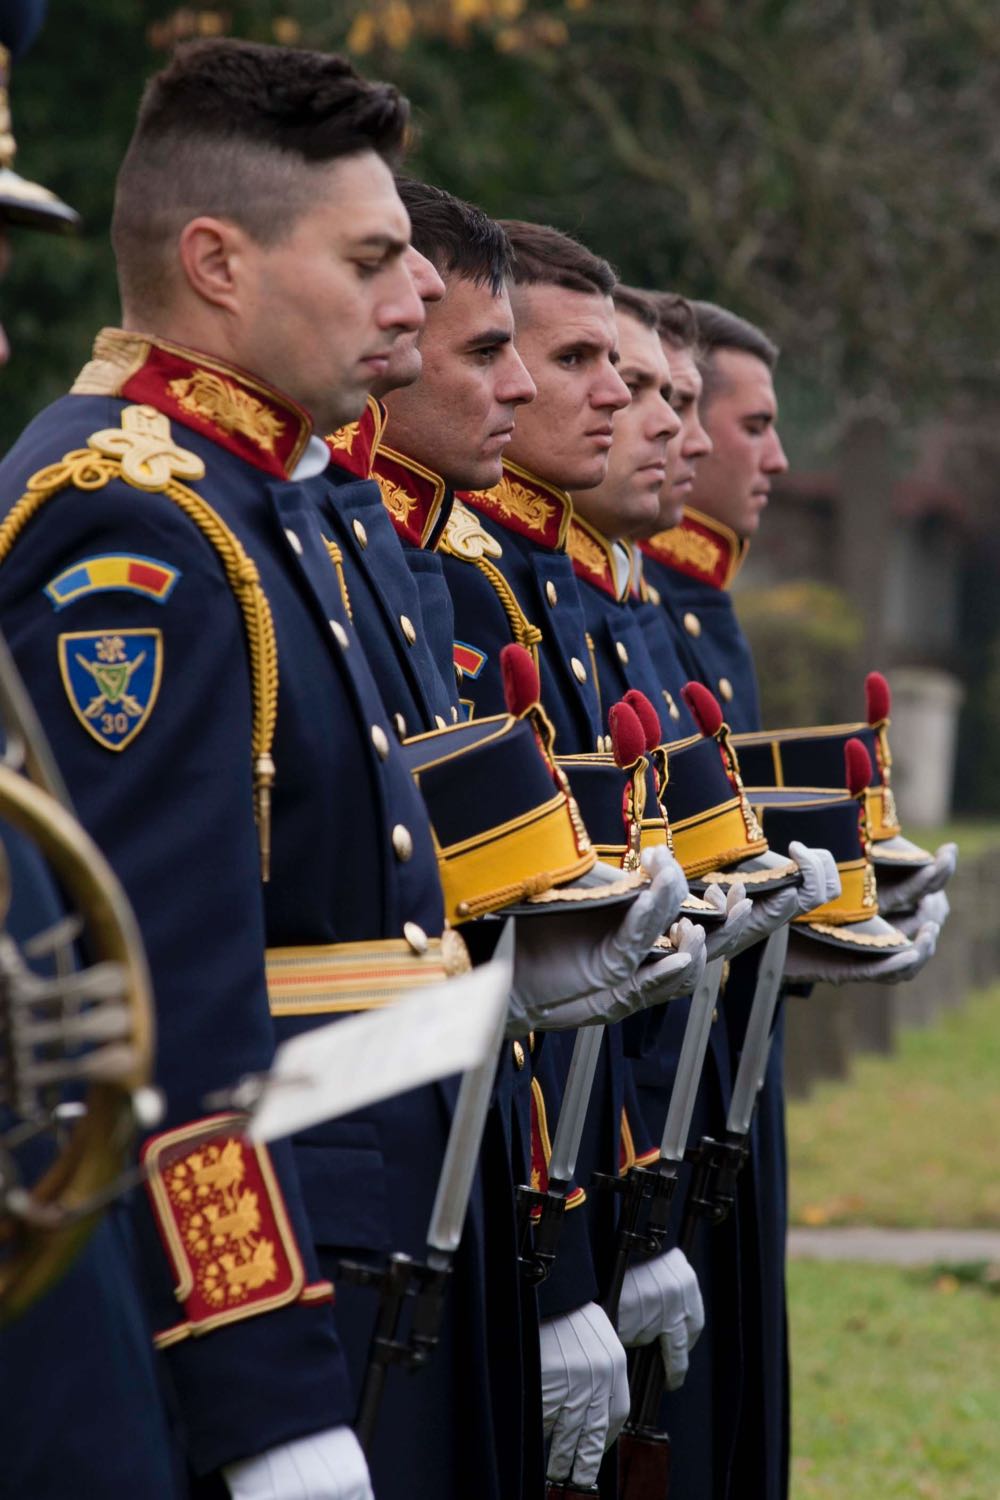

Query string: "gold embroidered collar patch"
[[567, 514, 631, 601], [372, 443, 449, 549], [71, 328, 313, 479], [460, 460, 571, 551], [326, 396, 387, 479], [640, 506, 748, 591]]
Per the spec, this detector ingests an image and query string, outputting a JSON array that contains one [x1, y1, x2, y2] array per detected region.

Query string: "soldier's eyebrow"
[[463, 326, 512, 351], [350, 232, 409, 256]]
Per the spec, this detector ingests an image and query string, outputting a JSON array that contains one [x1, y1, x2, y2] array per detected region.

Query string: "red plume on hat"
[[609, 701, 647, 769], [681, 681, 724, 739], [865, 671, 891, 727], [500, 643, 540, 718], [623, 689, 662, 751], [844, 736, 873, 798]]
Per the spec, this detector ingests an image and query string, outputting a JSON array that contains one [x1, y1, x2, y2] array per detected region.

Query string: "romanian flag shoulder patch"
[[44, 554, 180, 610], [454, 640, 487, 680]]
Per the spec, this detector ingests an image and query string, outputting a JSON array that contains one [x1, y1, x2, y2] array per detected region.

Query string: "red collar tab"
[[567, 514, 630, 600], [73, 328, 313, 479], [640, 506, 748, 591], [372, 444, 448, 549], [326, 396, 388, 479], [459, 460, 571, 552]]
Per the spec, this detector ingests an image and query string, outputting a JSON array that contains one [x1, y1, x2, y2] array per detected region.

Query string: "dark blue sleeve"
[[0, 479, 354, 1473]]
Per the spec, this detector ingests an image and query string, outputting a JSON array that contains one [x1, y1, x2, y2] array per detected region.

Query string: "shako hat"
[[648, 682, 802, 897], [731, 672, 932, 874], [0, 39, 80, 234], [555, 690, 723, 925], [401, 645, 649, 924], [747, 739, 912, 953]]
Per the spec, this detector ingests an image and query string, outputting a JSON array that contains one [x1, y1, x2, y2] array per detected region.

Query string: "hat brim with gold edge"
[[555, 691, 725, 928], [749, 787, 911, 954], [651, 683, 802, 898], [400, 645, 649, 926], [731, 672, 934, 874], [0, 166, 79, 233]]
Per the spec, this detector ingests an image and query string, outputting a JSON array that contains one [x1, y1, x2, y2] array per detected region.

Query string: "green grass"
[[790, 1261, 1000, 1499], [788, 985, 1000, 1228]]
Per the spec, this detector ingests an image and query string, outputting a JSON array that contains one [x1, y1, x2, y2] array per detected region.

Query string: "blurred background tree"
[[3, 0, 998, 809]]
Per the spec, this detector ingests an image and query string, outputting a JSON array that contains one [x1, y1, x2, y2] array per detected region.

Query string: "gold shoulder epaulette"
[[0, 404, 278, 880], [440, 501, 542, 657], [439, 497, 503, 561]]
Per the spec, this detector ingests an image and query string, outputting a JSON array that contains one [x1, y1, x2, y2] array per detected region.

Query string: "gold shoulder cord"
[[440, 501, 542, 664], [322, 538, 354, 622], [0, 405, 279, 880]]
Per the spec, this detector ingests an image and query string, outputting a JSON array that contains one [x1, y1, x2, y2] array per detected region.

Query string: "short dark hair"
[[112, 39, 409, 317], [693, 301, 779, 404], [647, 291, 700, 352], [500, 220, 616, 297], [612, 285, 659, 331], [396, 178, 511, 296]]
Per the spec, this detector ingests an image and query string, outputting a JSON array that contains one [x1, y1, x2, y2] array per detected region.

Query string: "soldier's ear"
[[177, 216, 247, 317]]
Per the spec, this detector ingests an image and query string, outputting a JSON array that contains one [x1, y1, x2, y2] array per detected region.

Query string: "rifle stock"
[[618, 1428, 671, 1498]]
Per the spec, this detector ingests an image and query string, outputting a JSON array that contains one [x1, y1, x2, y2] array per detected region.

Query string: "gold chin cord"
[[0, 633, 155, 1321]]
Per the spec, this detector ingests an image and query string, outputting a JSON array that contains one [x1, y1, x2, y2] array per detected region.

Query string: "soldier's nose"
[[0, 321, 9, 368]]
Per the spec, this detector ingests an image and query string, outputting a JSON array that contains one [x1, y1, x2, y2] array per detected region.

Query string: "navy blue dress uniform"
[[322, 400, 460, 734], [432, 463, 658, 1335], [0, 329, 508, 1500], [639, 507, 788, 1500], [565, 512, 697, 742], [323, 416, 556, 1499], [0, 812, 185, 1498], [640, 507, 759, 732]]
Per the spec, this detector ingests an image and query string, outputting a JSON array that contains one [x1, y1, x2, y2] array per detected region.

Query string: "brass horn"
[[0, 633, 155, 1319]]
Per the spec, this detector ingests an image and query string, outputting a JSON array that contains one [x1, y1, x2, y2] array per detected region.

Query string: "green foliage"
[[3, 0, 1000, 448], [736, 579, 864, 725]]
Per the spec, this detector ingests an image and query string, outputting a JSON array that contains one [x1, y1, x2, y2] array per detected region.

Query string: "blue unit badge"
[[58, 629, 163, 751]]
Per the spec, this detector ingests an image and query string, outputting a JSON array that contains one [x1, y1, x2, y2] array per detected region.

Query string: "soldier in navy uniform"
[[0, 10, 185, 1494], [0, 43, 682, 1497], [428, 218, 717, 1492], [0, 39, 436, 1500]]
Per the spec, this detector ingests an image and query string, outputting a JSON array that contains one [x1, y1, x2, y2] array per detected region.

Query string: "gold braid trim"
[[465, 553, 542, 661], [322, 538, 354, 622], [0, 416, 279, 881]]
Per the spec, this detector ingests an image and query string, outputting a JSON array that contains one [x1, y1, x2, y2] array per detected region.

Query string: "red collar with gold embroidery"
[[371, 444, 449, 549], [639, 507, 748, 591], [567, 514, 633, 601], [325, 396, 387, 480], [72, 328, 314, 480], [459, 460, 571, 552]]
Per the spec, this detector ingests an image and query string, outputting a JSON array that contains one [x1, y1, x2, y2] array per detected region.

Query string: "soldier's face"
[[655, 343, 712, 530], [0, 229, 10, 367], [382, 274, 536, 489], [688, 349, 788, 538], [371, 244, 447, 396], [505, 284, 631, 490], [571, 310, 678, 540], [237, 152, 426, 431]]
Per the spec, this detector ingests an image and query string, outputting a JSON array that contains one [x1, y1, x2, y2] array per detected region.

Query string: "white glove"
[[616, 1247, 705, 1391], [513, 919, 706, 1034], [703, 841, 841, 961], [783, 918, 939, 987], [889, 888, 950, 940], [701, 881, 753, 962], [540, 1302, 630, 1487], [875, 842, 957, 915], [511, 848, 688, 1015], [224, 1426, 374, 1500]]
